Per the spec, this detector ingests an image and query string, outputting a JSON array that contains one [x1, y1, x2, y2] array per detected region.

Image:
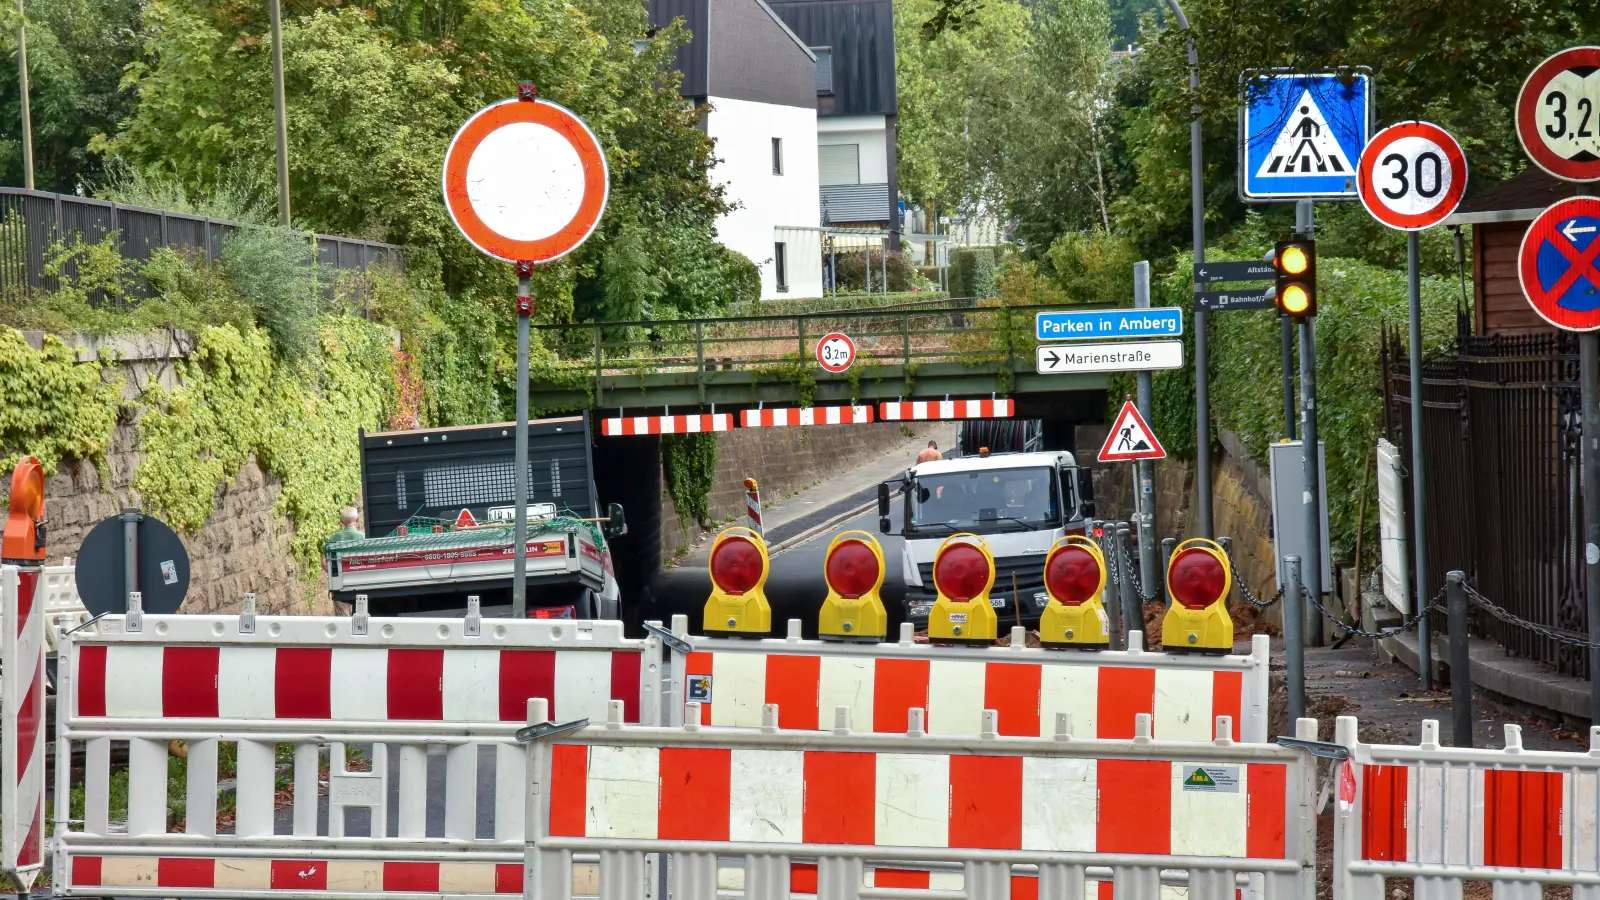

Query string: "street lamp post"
[[269, 0, 291, 226], [1163, 0, 1211, 538]]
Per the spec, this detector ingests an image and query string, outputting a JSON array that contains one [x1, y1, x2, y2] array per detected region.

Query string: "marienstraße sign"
[[1036, 340, 1185, 374], [1035, 309, 1183, 342]]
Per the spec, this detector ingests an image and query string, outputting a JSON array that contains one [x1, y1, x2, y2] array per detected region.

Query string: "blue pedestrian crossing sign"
[[1240, 72, 1372, 201]]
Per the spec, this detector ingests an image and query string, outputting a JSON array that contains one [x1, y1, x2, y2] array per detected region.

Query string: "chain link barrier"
[[1107, 531, 1161, 604], [1301, 583, 1444, 640], [1460, 582, 1600, 650], [1223, 555, 1282, 609]]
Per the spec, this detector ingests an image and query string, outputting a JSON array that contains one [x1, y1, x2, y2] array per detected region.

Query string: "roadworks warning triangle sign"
[[1255, 89, 1353, 177], [1099, 400, 1167, 463], [455, 508, 477, 528]]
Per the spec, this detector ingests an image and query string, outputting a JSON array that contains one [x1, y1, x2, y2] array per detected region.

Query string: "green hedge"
[[1111, 252, 1462, 562], [949, 248, 998, 299]]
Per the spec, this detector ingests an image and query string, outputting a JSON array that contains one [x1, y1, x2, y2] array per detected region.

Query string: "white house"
[[648, 0, 824, 299]]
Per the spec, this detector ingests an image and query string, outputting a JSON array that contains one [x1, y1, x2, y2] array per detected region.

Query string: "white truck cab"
[[879, 449, 1097, 626]]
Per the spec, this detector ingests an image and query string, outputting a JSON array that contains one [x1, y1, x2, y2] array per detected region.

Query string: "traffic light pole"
[[1407, 230, 1431, 688], [1281, 317, 1296, 440], [1296, 200, 1324, 647]]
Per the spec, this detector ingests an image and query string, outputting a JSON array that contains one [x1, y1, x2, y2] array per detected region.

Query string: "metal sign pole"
[[1407, 230, 1430, 687], [1582, 331, 1600, 726], [1296, 200, 1324, 647], [1133, 262, 1160, 595], [513, 265, 533, 619], [1281, 316, 1296, 440]]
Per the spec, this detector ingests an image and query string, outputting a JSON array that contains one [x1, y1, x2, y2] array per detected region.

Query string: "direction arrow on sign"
[[1518, 196, 1600, 331], [1194, 260, 1276, 284], [1036, 340, 1184, 374], [1357, 121, 1468, 232], [1195, 289, 1275, 312], [1099, 399, 1167, 462], [1517, 47, 1600, 183]]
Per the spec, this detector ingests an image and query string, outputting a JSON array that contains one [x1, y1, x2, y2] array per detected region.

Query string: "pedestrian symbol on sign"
[[1257, 91, 1354, 177]]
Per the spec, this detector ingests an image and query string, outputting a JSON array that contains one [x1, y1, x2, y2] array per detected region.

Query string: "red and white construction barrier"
[[1335, 716, 1600, 898], [740, 405, 875, 427], [1, 565, 46, 891], [530, 701, 1317, 900], [743, 478, 763, 537], [880, 398, 1015, 421], [673, 620, 1270, 742], [600, 413, 734, 436]]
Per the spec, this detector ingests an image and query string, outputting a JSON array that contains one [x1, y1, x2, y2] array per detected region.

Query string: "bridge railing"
[[536, 300, 1091, 378]]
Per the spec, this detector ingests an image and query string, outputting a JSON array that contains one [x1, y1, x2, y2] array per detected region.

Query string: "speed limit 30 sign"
[[815, 332, 856, 373], [1357, 121, 1468, 232], [1518, 47, 1600, 183]]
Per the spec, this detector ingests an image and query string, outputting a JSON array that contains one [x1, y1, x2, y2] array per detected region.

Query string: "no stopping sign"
[[1357, 121, 1468, 231], [815, 332, 856, 373]]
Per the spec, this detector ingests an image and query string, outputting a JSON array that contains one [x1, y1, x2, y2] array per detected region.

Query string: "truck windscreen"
[[908, 467, 1060, 534]]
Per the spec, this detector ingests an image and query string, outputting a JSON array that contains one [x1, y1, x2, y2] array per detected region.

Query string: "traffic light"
[[927, 534, 998, 644], [819, 531, 888, 641], [1274, 239, 1316, 319], [703, 527, 772, 636], [1038, 535, 1110, 648], [1160, 538, 1235, 654]]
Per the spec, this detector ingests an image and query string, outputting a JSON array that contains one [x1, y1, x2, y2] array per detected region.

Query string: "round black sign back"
[[76, 512, 191, 616]]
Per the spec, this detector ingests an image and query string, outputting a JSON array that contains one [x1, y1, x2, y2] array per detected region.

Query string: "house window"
[[811, 47, 834, 93], [819, 144, 861, 185], [772, 137, 784, 175], [774, 242, 789, 292]]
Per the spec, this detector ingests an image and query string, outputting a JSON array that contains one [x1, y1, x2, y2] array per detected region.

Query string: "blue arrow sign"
[[1035, 309, 1183, 342], [1241, 72, 1371, 201]]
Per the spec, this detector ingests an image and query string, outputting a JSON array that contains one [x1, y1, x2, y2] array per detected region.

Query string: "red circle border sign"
[[1518, 196, 1600, 332], [815, 332, 856, 373], [442, 98, 609, 263], [1356, 121, 1468, 231], [1517, 47, 1600, 183]]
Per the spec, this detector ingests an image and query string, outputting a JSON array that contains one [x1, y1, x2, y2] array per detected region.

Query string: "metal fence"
[[0, 186, 402, 303], [1382, 321, 1588, 675]]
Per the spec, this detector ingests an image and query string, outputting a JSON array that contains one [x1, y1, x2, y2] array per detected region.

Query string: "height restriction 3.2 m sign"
[[1519, 196, 1600, 331], [1357, 121, 1468, 231], [1517, 47, 1600, 183]]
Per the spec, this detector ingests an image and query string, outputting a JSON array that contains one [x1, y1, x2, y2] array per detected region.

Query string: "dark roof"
[[1446, 167, 1590, 226], [767, 0, 897, 117], [647, 0, 817, 109]]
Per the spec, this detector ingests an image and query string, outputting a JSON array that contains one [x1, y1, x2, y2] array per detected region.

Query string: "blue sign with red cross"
[[1519, 197, 1600, 332]]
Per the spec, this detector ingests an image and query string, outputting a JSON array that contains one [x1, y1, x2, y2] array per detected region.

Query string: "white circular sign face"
[[815, 332, 856, 373], [1517, 47, 1600, 182], [465, 122, 587, 243], [1357, 121, 1468, 231]]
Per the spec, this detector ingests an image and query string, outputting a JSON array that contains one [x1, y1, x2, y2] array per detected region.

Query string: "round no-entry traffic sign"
[[1517, 47, 1600, 183], [1519, 196, 1600, 331], [815, 332, 856, 373], [1357, 121, 1468, 231], [442, 97, 609, 263]]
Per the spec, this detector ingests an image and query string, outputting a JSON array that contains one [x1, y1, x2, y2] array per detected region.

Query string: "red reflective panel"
[[826, 540, 880, 599], [934, 543, 989, 602], [1045, 546, 1100, 606], [1169, 548, 1226, 610], [711, 537, 763, 595]]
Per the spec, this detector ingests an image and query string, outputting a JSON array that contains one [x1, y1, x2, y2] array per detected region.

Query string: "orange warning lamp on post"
[[3, 457, 46, 564], [928, 533, 998, 643], [818, 531, 887, 641], [703, 526, 772, 636], [1161, 538, 1234, 654], [1039, 535, 1110, 648]]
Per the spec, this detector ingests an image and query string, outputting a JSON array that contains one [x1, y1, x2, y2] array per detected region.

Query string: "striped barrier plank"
[[740, 406, 875, 427], [600, 413, 734, 436], [880, 399, 1014, 420], [1, 566, 47, 891]]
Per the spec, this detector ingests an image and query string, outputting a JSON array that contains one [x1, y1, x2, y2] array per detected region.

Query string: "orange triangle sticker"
[[1098, 400, 1167, 462], [455, 508, 477, 528]]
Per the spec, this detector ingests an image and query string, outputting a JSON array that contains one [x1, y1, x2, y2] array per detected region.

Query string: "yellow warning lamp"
[[703, 526, 772, 636], [1273, 239, 1316, 319], [818, 531, 888, 641], [1038, 536, 1110, 648], [1160, 538, 1235, 654], [928, 533, 998, 644]]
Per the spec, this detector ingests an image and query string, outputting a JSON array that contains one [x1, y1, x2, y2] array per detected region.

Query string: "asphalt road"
[[646, 496, 913, 638]]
